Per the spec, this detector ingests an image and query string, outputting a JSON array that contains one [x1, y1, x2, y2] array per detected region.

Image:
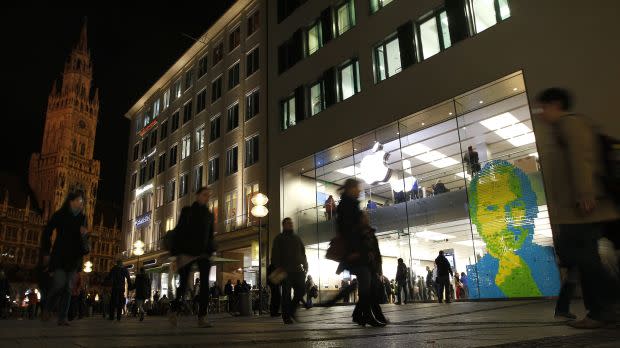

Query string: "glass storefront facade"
[[281, 72, 561, 302]]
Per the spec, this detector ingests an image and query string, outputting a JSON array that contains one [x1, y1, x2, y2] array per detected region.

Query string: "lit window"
[[310, 81, 324, 116], [163, 89, 170, 110], [417, 10, 451, 60], [173, 79, 182, 99], [193, 165, 204, 192], [246, 90, 260, 120], [208, 157, 220, 184], [226, 146, 239, 175], [336, 0, 356, 36], [338, 59, 361, 101], [245, 135, 259, 167], [195, 125, 205, 151], [470, 0, 510, 34], [153, 99, 160, 117], [210, 115, 221, 142], [306, 22, 322, 55], [281, 96, 296, 130], [374, 36, 401, 82], [181, 135, 191, 160], [370, 0, 394, 13], [179, 173, 189, 197]]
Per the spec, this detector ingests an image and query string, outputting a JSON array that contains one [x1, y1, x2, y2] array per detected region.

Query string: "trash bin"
[[238, 292, 251, 316]]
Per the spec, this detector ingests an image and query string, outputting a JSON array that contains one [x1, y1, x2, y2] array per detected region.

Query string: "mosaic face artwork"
[[466, 160, 560, 298]]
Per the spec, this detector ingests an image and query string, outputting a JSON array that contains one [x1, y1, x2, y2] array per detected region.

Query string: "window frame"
[[281, 95, 296, 130], [306, 20, 323, 56], [171, 111, 180, 132], [338, 59, 361, 101], [181, 134, 191, 160], [225, 145, 239, 176], [182, 100, 193, 124], [169, 144, 178, 168], [373, 35, 402, 82], [247, 9, 260, 37], [244, 134, 259, 167], [195, 124, 205, 152], [335, 0, 356, 37], [213, 42, 224, 66], [228, 25, 241, 52], [309, 80, 325, 116], [227, 102, 240, 132], [208, 156, 220, 184], [179, 172, 189, 197], [210, 114, 221, 142], [416, 9, 451, 61], [245, 89, 260, 121], [196, 88, 207, 114], [228, 62, 240, 90], [370, 0, 394, 14], [184, 69, 193, 91], [246, 46, 260, 77], [211, 76, 223, 102], [198, 54, 208, 78]]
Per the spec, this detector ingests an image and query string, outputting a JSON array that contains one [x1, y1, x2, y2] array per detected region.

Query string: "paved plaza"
[[0, 300, 618, 347]]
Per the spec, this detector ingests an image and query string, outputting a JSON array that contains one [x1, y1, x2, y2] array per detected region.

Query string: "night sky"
[[0, 3, 236, 209]]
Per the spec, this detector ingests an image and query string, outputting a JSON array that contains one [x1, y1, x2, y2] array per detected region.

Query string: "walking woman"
[[169, 187, 217, 328], [336, 178, 386, 327], [40, 191, 89, 326]]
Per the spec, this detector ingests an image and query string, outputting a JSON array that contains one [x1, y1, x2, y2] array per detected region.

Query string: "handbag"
[[268, 267, 288, 285], [325, 234, 346, 262]]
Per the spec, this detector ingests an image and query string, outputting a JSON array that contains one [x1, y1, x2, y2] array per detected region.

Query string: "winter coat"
[[271, 230, 308, 274], [135, 273, 150, 300], [108, 265, 131, 291], [396, 262, 407, 282], [336, 194, 364, 270], [41, 207, 87, 272], [435, 254, 453, 277], [175, 202, 216, 257]]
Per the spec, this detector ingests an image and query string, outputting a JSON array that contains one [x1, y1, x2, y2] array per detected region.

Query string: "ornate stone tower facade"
[[29, 22, 100, 226]]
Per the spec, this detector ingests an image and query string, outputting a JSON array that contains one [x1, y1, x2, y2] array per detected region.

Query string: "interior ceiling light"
[[336, 165, 357, 176], [480, 112, 535, 147], [402, 143, 458, 168], [415, 230, 452, 241]]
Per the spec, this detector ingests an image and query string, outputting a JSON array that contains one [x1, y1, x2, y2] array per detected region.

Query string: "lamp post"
[[133, 240, 145, 270], [250, 193, 268, 315]]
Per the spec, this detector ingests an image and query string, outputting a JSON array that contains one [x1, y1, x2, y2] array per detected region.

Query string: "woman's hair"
[[338, 178, 360, 194], [196, 186, 209, 195], [61, 190, 85, 210]]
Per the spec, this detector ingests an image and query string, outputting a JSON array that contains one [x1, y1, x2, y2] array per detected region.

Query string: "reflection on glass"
[[440, 11, 451, 48], [498, 0, 511, 20], [281, 96, 296, 130], [339, 61, 359, 101], [337, 1, 355, 35], [420, 17, 441, 59]]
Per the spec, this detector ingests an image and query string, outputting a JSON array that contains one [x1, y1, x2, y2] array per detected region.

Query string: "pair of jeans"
[[555, 222, 618, 321], [396, 282, 408, 303], [281, 272, 305, 320], [436, 275, 451, 303], [175, 257, 211, 317], [45, 269, 75, 322], [109, 289, 124, 321]]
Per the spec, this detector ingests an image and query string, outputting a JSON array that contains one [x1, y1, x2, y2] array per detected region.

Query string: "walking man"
[[395, 258, 408, 304], [271, 218, 308, 324], [135, 267, 150, 321], [108, 259, 131, 321], [435, 251, 453, 303]]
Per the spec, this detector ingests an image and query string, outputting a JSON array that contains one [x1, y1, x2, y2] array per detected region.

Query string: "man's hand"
[[578, 197, 597, 215]]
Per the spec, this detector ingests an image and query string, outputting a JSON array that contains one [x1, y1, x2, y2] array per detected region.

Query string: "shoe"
[[198, 317, 213, 328], [168, 312, 178, 328], [283, 317, 294, 324], [567, 317, 608, 329], [360, 315, 386, 327], [139, 312, 145, 322], [57, 320, 70, 326], [352, 314, 364, 326], [555, 311, 577, 320]]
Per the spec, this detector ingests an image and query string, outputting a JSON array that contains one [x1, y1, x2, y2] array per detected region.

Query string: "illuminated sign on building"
[[139, 119, 158, 137], [135, 211, 152, 228], [135, 183, 153, 198]]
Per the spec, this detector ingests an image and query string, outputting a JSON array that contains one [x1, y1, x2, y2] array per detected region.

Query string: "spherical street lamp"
[[250, 193, 269, 315], [83, 261, 93, 273], [134, 240, 145, 268]]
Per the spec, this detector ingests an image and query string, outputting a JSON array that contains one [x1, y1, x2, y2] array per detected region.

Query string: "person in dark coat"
[[135, 267, 150, 321], [169, 187, 217, 328], [395, 258, 409, 305], [108, 259, 130, 321], [336, 178, 385, 327], [435, 250, 453, 303], [40, 191, 88, 326], [271, 217, 308, 324], [267, 264, 281, 317]]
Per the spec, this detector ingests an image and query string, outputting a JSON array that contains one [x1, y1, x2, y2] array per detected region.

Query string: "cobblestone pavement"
[[0, 300, 618, 347]]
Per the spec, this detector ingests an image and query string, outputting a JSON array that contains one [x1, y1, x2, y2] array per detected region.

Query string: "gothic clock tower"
[[29, 21, 100, 227]]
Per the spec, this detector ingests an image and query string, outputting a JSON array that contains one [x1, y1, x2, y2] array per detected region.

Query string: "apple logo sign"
[[360, 142, 392, 184]]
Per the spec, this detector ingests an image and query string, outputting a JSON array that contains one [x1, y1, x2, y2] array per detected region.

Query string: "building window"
[[226, 146, 239, 175], [417, 10, 451, 60], [209, 199, 219, 224], [160, 120, 168, 140], [208, 157, 220, 184], [171, 111, 180, 131], [133, 144, 139, 161], [163, 89, 171, 109], [196, 89, 207, 113], [153, 99, 160, 118], [183, 101, 193, 124], [158, 153, 167, 174], [336, 0, 356, 36], [141, 139, 148, 156], [246, 47, 260, 77], [139, 165, 147, 185], [306, 21, 322, 56], [338, 59, 361, 101], [227, 103, 239, 132], [193, 165, 204, 192], [173, 79, 182, 99], [169, 145, 178, 167], [184, 69, 193, 90], [281, 95, 296, 130], [469, 0, 511, 34], [245, 90, 260, 120], [228, 62, 240, 90], [370, 0, 394, 13], [229, 26, 241, 52], [195, 125, 205, 151], [210, 115, 221, 142], [198, 55, 208, 78], [181, 134, 191, 160], [131, 173, 137, 190], [166, 179, 176, 203], [248, 10, 260, 36], [179, 173, 189, 197], [148, 160, 156, 180], [309, 81, 325, 116], [225, 190, 238, 231], [245, 134, 259, 167], [150, 131, 157, 149], [213, 42, 224, 65], [212, 77, 222, 102], [374, 36, 402, 82], [156, 186, 164, 207]]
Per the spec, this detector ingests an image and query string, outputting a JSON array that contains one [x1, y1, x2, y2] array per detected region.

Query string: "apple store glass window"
[[280, 72, 560, 303]]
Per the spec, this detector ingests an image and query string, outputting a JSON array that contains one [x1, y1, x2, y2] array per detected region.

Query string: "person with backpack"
[[537, 87, 620, 329], [40, 191, 89, 326], [168, 187, 216, 328]]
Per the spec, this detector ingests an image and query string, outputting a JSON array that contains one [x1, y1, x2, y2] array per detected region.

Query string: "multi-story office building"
[[267, 0, 620, 302], [123, 0, 266, 294]]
